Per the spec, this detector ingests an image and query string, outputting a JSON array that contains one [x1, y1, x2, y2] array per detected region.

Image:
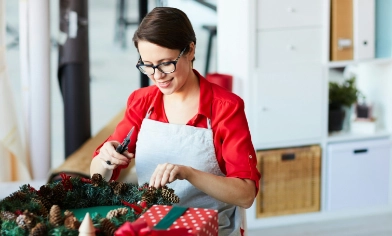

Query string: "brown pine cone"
[[91, 173, 103, 187], [141, 191, 155, 203], [52, 185, 66, 204], [16, 214, 28, 229], [161, 187, 179, 203], [32, 198, 49, 217], [29, 223, 47, 236], [100, 218, 117, 236], [106, 207, 128, 219], [22, 210, 37, 230], [39, 185, 52, 197], [113, 182, 128, 195], [64, 215, 81, 229], [64, 210, 74, 218], [0, 211, 17, 221], [5, 191, 27, 202], [148, 186, 157, 192], [109, 180, 119, 189], [168, 195, 180, 203], [37, 196, 52, 213], [49, 205, 63, 227]]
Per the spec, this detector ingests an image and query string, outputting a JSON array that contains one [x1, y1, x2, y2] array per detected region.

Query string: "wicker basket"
[[256, 145, 321, 218]]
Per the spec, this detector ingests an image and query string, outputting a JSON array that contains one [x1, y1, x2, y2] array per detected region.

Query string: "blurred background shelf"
[[328, 58, 392, 68], [327, 130, 390, 143]]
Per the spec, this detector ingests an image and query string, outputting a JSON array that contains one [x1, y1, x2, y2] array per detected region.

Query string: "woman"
[[90, 7, 260, 235]]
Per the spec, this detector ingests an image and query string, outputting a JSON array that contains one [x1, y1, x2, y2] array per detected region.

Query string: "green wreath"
[[0, 174, 179, 235]]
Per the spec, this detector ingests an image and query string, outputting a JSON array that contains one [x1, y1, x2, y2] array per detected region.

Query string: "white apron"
[[135, 108, 242, 236]]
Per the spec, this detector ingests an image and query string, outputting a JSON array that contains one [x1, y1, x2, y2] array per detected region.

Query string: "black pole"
[[203, 25, 216, 76], [58, 0, 91, 158], [139, 0, 150, 88]]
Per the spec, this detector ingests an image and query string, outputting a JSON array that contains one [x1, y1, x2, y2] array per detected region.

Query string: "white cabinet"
[[254, 64, 323, 145], [326, 139, 391, 211], [254, 0, 324, 147], [257, 0, 323, 29], [257, 28, 323, 69], [217, 0, 392, 229]]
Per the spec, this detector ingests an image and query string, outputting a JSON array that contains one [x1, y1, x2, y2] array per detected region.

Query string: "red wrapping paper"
[[114, 219, 190, 236], [135, 205, 218, 236]]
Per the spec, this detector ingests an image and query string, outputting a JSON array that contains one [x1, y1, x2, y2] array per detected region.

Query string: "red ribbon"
[[27, 184, 36, 193], [81, 177, 92, 184], [114, 220, 191, 236], [121, 200, 143, 214], [14, 210, 23, 216], [139, 201, 148, 209], [60, 173, 73, 191]]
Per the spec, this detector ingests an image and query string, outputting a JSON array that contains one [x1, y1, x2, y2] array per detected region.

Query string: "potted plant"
[[328, 77, 361, 132]]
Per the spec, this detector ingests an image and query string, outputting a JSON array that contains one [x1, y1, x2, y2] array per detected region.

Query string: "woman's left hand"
[[149, 163, 256, 208], [149, 163, 191, 188]]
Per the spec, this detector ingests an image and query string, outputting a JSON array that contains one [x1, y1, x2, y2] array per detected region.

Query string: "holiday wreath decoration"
[[0, 174, 179, 235]]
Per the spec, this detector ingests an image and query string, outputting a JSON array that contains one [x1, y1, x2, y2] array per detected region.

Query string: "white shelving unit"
[[217, 0, 392, 230], [327, 57, 392, 68]]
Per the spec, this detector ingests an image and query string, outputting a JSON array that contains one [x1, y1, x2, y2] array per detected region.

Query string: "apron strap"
[[240, 207, 247, 236], [146, 100, 212, 130], [145, 105, 153, 119], [207, 118, 212, 129]]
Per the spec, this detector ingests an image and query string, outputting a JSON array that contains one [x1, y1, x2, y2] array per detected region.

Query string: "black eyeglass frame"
[[136, 47, 187, 75]]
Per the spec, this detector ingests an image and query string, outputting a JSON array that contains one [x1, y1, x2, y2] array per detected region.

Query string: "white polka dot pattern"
[[137, 205, 218, 236]]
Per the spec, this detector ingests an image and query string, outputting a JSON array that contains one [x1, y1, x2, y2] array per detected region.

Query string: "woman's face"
[[137, 41, 195, 95]]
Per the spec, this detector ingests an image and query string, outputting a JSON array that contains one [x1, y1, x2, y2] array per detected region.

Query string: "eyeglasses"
[[136, 47, 186, 75]]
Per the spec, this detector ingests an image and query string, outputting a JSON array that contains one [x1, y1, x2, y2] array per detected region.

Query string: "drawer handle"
[[287, 7, 296, 13], [286, 44, 295, 50], [282, 153, 295, 161], [354, 149, 368, 154]]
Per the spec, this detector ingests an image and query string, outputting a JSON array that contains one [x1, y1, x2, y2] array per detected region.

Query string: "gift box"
[[115, 205, 218, 236]]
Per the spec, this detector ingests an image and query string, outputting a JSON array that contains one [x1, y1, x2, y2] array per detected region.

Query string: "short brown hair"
[[133, 7, 196, 55]]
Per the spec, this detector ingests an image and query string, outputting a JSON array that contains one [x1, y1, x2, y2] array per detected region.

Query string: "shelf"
[[327, 130, 391, 143], [328, 58, 392, 68]]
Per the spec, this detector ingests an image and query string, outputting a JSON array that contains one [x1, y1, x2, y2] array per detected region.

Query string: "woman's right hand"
[[98, 141, 134, 170]]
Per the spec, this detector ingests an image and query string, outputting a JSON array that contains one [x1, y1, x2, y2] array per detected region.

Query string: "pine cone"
[[141, 191, 155, 204], [29, 222, 47, 236], [106, 208, 128, 219], [5, 191, 27, 202], [0, 211, 17, 221], [91, 173, 104, 187], [38, 186, 55, 206], [32, 198, 49, 217], [109, 180, 119, 189], [64, 215, 81, 229], [100, 218, 117, 236], [39, 185, 52, 198], [64, 210, 74, 218], [37, 196, 52, 213], [49, 205, 63, 227], [168, 195, 180, 203], [52, 184, 66, 204], [148, 186, 157, 192], [16, 214, 28, 229], [113, 182, 128, 195], [161, 187, 179, 203], [22, 210, 37, 230]]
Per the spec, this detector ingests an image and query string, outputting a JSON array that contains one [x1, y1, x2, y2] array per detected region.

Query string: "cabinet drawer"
[[257, 0, 323, 30], [257, 28, 322, 70], [326, 139, 391, 211], [254, 65, 323, 145]]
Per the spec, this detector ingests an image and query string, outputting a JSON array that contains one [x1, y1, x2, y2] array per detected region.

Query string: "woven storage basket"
[[256, 145, 321, 218]]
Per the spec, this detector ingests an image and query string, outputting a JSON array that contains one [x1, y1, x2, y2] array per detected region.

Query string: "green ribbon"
[[153, 206, 188, 230]]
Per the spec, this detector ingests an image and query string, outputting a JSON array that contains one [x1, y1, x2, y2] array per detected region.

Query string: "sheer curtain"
[[0, 0, 32, 182]]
